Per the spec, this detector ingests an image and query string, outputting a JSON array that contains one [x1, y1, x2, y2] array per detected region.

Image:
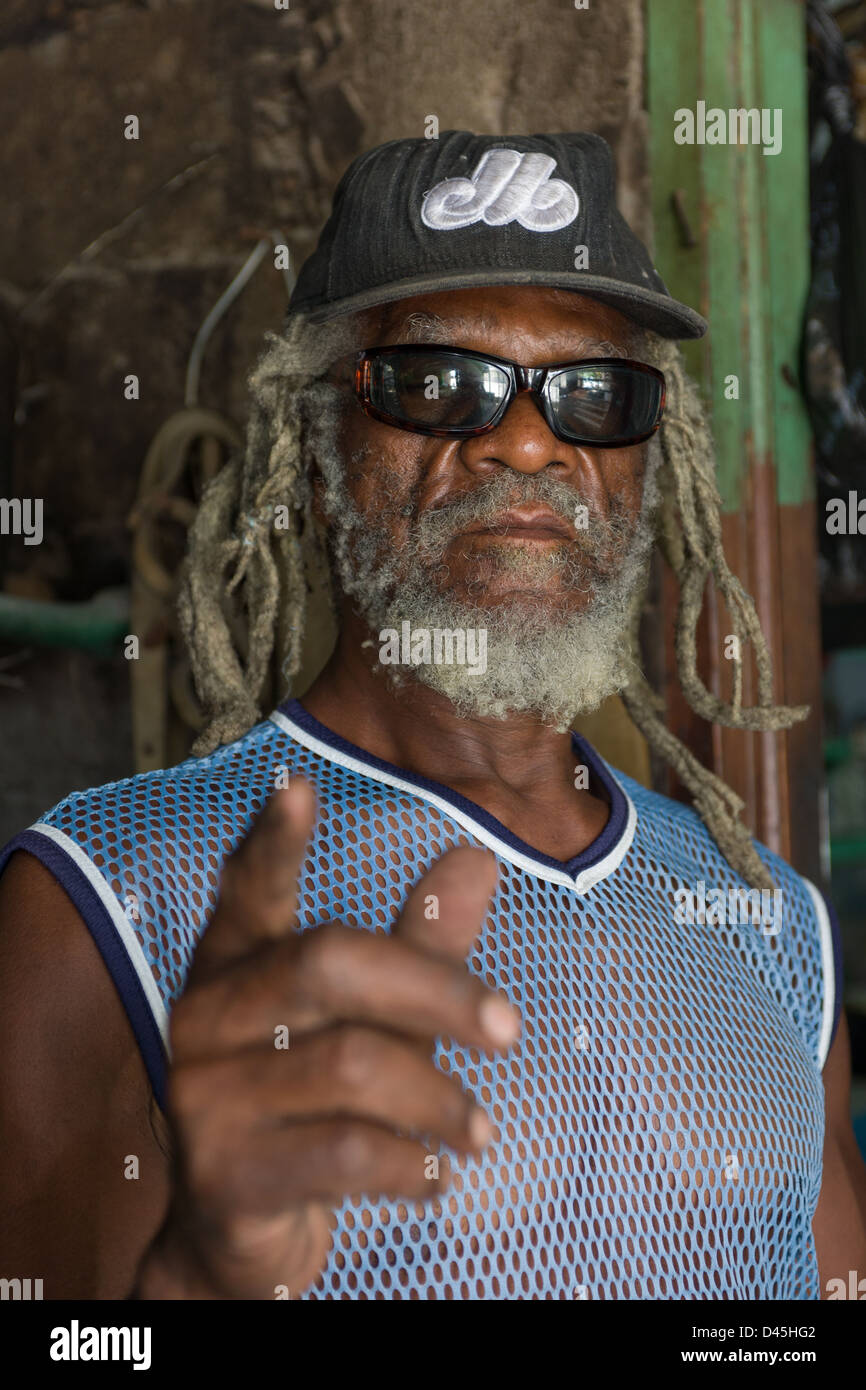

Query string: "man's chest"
[[302, 870, 825, 1299]]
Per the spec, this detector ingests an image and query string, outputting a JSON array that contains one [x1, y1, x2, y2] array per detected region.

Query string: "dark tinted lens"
[[548, 364, 663, 442], [370, 351, 510, 430]]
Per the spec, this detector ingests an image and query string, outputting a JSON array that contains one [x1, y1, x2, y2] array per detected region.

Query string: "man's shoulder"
[[608, 764, 837, 1067], [609, 762, 820, 899], [0, 712, 311, 915], [27, 713, 296, 837]]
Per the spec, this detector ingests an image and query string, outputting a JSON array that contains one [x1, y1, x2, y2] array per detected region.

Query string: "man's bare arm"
[[0, 850, 170, 1298], [812, 1009, 866, 1297]]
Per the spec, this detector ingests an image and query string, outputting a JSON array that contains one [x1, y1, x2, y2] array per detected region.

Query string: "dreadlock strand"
[[178, 312, 371, 754], [621, 674, 776, 891], [652, 343, 809, 732], [274, 524, 307, 688], [177, 456, 261, 755]]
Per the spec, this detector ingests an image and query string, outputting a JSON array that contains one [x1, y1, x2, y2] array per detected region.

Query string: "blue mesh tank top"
[[0, 695, 842, 1300]]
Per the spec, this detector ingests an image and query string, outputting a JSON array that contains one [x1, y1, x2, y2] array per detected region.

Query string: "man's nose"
[[457, 386, 578, 477]]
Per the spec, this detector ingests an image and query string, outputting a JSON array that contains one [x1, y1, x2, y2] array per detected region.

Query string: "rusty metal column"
[[645, 0, 825, 883]]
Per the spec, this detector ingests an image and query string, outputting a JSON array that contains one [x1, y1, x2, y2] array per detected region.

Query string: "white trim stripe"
[[268, 708, 635, 894], [28, 822, 171, 1050], [803, 876, 835, 1071], [574, 775, 636, 893]]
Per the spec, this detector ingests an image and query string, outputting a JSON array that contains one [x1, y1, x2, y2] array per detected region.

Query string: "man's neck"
[[298, 609, 611, 863]]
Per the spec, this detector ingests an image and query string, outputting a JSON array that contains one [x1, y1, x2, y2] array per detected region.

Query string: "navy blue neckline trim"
[[277, 696, 629, 878]]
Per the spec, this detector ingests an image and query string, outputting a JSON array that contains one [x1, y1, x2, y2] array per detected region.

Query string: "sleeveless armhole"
[[823, 891, 844, 1058], [0, 829, 170, 1111], [801, 879, 844, 1070]]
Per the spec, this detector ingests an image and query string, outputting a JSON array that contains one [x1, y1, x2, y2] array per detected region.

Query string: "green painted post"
[[646, 0, 824, 880], [756, 0, 814, 507], [645, 0, 813, 510]]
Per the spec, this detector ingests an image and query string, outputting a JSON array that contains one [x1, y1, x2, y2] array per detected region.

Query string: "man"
[[1, 131, 865, 1300]]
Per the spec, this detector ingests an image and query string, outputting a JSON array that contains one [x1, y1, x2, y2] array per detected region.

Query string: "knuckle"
[[447, 965, 476, 1010], [296, 921, 347, 993], [447, 1079, 474, 1131], [329, 1120, 373, 1179], [328, 1025, 378, 1092]]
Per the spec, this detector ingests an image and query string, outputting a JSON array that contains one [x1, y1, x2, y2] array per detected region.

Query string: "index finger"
[[191, 777, 317, 978], [394, 846, 499, 964], [392, 848, 519, 1062]]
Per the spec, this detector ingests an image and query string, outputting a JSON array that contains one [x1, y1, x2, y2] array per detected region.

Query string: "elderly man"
[[1, 132, 865, 1301]]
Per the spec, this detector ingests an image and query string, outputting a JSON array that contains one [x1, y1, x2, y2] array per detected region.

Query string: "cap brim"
[[289, 268, 707, 340]]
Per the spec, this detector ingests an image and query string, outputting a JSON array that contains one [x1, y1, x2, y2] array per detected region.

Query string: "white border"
[[28, 822, 171, 1051], [269, 708, 635, 895], [803, 876, 835, 1071]]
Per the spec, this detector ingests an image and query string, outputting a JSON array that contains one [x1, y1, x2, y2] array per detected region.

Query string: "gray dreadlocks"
[[177, 308, 808, 892]]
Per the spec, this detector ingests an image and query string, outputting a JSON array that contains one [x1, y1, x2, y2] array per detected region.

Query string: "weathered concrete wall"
[[0, 0, 648, 838]]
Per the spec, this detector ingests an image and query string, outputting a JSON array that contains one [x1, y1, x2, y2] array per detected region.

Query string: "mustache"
[[404, 472, 635, 563]]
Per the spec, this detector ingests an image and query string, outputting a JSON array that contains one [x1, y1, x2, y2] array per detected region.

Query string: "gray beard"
[[302, 384, 661, 730]]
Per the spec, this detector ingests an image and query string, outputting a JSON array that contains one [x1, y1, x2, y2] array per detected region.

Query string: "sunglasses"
[[348, 344, 666, 448]]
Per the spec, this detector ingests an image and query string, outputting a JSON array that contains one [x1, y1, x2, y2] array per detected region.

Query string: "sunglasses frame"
[[351, 343, 666, 448]]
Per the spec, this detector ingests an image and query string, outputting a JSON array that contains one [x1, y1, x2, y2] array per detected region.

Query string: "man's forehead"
[[386, 307, 497, 342], [375, 300, 636, 357]]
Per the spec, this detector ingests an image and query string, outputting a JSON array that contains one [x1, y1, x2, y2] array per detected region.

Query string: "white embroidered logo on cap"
[[421, 149, 579, 232]]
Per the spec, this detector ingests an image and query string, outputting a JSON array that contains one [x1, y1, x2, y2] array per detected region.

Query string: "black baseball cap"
[[286, 130, 707, 340]]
